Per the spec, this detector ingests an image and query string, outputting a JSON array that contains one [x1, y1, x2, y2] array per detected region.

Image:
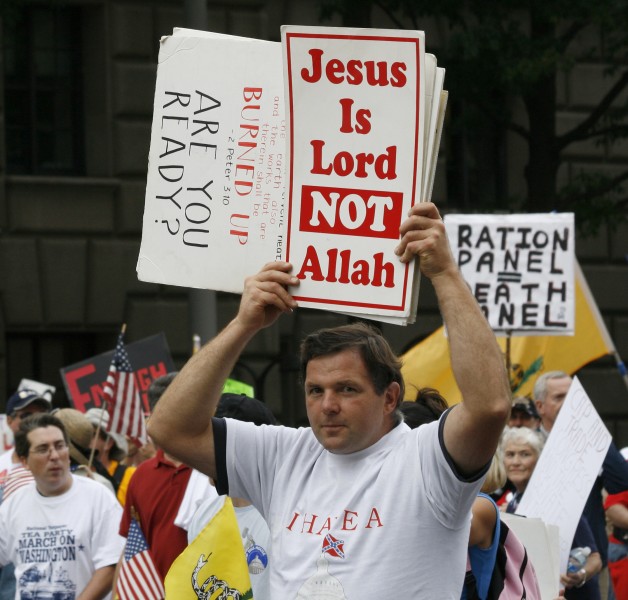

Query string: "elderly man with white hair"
[[533, 370, 628, 598]]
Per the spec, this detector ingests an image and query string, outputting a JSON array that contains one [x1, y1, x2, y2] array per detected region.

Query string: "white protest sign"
[[501, 513, 560, 600], [445, 213, 575, 334], [281, 26, 425, 322], [137, 30, 286, 293], [18, 378, 56, 401], [516, 377, 611, 575]]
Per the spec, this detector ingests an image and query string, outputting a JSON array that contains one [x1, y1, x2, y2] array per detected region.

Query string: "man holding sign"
[[148, 202, 511, 598], [533, 370, 628, 593]]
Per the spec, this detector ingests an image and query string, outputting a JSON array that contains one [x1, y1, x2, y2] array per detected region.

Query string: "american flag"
[[117, 518, 164, 600], [2, 466, 34, 501], [103, 331, 147, 445]]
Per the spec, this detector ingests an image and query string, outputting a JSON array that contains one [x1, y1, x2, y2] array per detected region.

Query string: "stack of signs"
[[137, 26, 447, 325]]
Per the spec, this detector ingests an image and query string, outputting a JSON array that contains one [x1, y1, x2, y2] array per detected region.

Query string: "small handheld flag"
[[103, 327, 147, 446], [117, 518, 164, 600], [165, 497, 252, 599]]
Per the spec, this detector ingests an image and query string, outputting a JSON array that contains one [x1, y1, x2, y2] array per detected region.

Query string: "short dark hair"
[[215, 393, 277, 426], [300, 322, 405, 420], [400, 387, 449, 429], [147, 372, 179, 413], [15, 413, 68, 459]]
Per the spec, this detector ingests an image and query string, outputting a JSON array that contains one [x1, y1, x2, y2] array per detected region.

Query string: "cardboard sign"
[[18, 378, 56, 401], [137, 27, 446, 325], [445, 213, 575, 334], [137, 30, 286, 294], [501, 513, 560, 600], [516, 377, 611, 575], [60, 333, 175, 414], [281, 26, 426, 322]]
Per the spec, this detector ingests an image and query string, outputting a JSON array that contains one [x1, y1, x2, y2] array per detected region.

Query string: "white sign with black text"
[[516, 377, 611, 577], [445, 213, 575, 335]]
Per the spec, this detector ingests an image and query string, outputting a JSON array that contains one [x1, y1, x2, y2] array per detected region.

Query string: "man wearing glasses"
[[0, 390, 52, 600], [0, 413, 124, 599]]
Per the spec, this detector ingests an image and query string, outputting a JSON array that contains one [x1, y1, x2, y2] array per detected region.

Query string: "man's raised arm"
[[397, 203, 510, 476], [147, 262, 298, 479]]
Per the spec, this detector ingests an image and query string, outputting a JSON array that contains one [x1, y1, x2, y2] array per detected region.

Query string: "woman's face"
[[503, 441, 539, 493]]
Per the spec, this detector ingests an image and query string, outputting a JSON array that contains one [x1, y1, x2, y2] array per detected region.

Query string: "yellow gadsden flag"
[[401, 262, 615, 405], [164, 497, 252, 599]]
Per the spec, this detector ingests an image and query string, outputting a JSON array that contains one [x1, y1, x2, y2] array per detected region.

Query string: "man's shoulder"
[[0, 479, 35, 512], [70, 472, 101, 489], [604, 441, 627, 463], [0, 449, 15, 471], [1, 466, 34, 503], [228, 420, 310, 440], [70, 473, 117, 500]]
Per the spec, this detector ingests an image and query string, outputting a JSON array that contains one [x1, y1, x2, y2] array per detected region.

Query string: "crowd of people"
[[0, 202, 626, 599]]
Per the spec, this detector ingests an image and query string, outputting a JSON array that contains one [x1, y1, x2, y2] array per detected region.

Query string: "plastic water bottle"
[[567, 547, 591, 573]]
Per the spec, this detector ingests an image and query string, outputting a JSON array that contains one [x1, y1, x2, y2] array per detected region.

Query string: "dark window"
[[5, 332, 111, 411], [4, 6, 84, 175]]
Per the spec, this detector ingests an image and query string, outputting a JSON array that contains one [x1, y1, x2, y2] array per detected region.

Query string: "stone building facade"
[[0, 1, 627, 437]]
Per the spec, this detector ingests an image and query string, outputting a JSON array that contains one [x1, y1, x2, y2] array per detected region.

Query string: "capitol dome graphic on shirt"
[[296, 534, 347, 600], [245, 543, 268, 575], [243, 527, 269, 576]]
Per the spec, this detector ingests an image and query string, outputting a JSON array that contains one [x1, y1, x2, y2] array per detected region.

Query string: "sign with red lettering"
[[281, 26, 426, 322], [444, 213, 575, 334], [137, 29, 286, 294], [60, 333, 175, 414]]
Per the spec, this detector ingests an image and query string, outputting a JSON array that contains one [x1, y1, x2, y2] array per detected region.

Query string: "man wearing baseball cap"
[[508, 396, 540, 429], [0, 390, 51, 478]]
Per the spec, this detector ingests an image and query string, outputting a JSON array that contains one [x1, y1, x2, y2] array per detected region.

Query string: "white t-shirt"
[[219, 416, 485, 599], [0, 474, 125, 600], [0, 449, 17, 481], [188, 495, 271, 600]]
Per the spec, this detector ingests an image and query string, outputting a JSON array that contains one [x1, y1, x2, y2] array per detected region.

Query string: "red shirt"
[[605, 490, 628, 545], [119, 449, 192, 580]]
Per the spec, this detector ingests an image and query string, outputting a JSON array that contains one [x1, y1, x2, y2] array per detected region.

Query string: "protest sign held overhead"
[[137, 30, 285, 294], [137, 26, 447, 324], [444, 213, 575, 334], [282, 26, 433, 324]]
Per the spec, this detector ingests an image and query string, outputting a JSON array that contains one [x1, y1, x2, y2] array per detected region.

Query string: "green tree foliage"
[[321, 0, 628, 233]]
